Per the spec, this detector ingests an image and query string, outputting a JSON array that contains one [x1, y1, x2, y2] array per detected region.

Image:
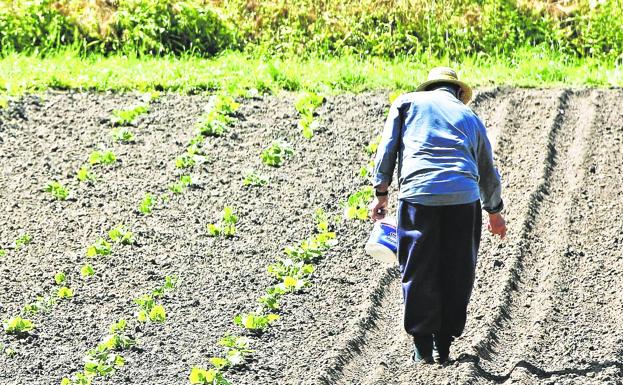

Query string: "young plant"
[[88, 150, 117, 166], [294, 92, 324, 116], [343, 186, 374, 220], [299, 113, 320, 140], [108, 224, 135, 245], [76, 165, 96, 183], [100, 319, 136, 351], [189, 367, 230, 385], [359, 160, 374, 178], [267, 258, 314, 281], [14, 234, 31, 250], [23, 296, 55, 315], [3, 317, 34, 334], [110, 127, 135, 142], [210, 94, 240, 115], [0, 249, 5, 257], [233, 311, 279, 332], [152, 275, 178, 298], [54, 271, 66, 285], [86, 238, 112, 257], [138, 193, 155, 215], [112, 104, 149, 125], [314, 208, 331, 233], [169, 175, 193, 194], [57, 287, 74, 299], [261, 140, 294, 167], [134, 294, 166, 323], [45, 181, 69, 200], [81, 264, 95, 278], [197, 110, 232, 137], [207, 207, 238, 238], [210, 335, 253, 369], [242, 171, 268, 187], [366, 135, 382, 155], [175, 154, 196, 169]]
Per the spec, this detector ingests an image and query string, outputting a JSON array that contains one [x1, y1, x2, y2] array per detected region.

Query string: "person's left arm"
[[369, 98, 403, 220]]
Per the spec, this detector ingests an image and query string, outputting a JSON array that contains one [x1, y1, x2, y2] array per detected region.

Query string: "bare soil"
[[0, 88, 621, 385]]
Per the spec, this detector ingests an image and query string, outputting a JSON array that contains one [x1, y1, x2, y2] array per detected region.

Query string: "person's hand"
[[488, 212, 507, 239], [369, 196, 389, 221]]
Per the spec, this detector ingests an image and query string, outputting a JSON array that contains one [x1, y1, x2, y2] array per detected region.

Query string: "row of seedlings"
[[189, 209, 337, 384], [188, 91, 333, 384]]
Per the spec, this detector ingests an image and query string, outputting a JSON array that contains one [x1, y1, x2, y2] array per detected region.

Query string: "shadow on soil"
[[457, 354, 623, 382]]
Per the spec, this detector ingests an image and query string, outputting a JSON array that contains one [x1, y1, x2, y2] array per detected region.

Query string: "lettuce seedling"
[[23, 296, 55, 314], [0, 249, 5, 257], [3, 317, 34, 334], [112, 104, 149, 125], [14, 234, 31, 250], [210, 334, 253, 369], [45, 181, 69, 200], [88, 150, 117, 166], [108, 224, 135, 245], [57, 287, 74, 299], [299, 113, 320, 140], [169, 175, 193, 194], [110, 127, 135, 143], [138, 193, 155, 215], [189, 367, 230, 385], [314, 208, 331, 233], [267, 258, 314, 281], [135, 294, 166, 323], [149, 305, 166, 323], [343, 186, 374, 220], [242, 171, 268, 187], [210, 94, 240, 115], [261, 140, 294, 167], [86, 238, 112, 257], [84, 348, 125, 377], [152, 275, 178, 298], [233, 312, 279, 332], [175, 154, 196, 169], [54, 271, 66, 285], [359, 159, 374, 178], [100, 319, 136, 351], [294, 92, 324, 116], [207, 207, 238, 238], [76, 165, 96, 183], [366, 135, 382, 155], [81, 264, 95, 278]]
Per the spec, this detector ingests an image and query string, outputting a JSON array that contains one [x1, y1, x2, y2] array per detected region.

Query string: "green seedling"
[[242, 171, 268, 187], [359, 159, 374, 178], [175, 154, 196, 169], [152, 275, 178, 298], [267, 258, 314, 281], [54, 271, 66, 285], [366, 135, 382, 155], [299, 113, 320, 140], [135, 294, 166, 323], [294, 92, 324, 116], [207, 207, 238, 238], [210, 94, 240, 115], [99, 319, 136, 351], [314, 208, 331, 233], [261, 140, 294, 167], [1, 344, 17, 358], [210, 335, 253, 369], [138, 193, 155, 215], [198, 114, 229, 137], [88, 150, 117, 166], [108, 224, 135, 245], [258, 289, 281, 311], [61, 372, 94, 385], [76, 165, 96, 183], [45, 181, 69, 200], [81, 264, 95, 278], [15, 234, 32, 250], [233, 311, 279, 332], [110, 127, 135, 142], [189, 367, 230, 385], [343, 186, 374, 220], [23, 296, 55, 314], [84, 346, 125, 377], [57, 287, 74, 299], [3, 317, 34, 334], [169, 175, 193, 194], [0, 249, 5, 257], [86, 238, 112, 257], [112, 104, 149, 125]]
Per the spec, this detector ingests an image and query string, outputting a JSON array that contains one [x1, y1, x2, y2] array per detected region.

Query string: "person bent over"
[[369, 67, 507, 365]]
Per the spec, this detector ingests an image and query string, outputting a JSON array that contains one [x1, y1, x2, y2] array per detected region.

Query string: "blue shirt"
[[372, 88, 503, 212]]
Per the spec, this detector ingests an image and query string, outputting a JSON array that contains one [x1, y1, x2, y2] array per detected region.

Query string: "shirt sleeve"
[[476, 120, 504, 213], [372, 99, 403, 188]]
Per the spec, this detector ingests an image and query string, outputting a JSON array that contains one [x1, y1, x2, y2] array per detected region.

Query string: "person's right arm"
[[476, 120, 507, 238]]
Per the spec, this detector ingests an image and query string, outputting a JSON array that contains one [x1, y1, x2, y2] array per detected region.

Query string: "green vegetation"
[[343, 186, 375, 220], [54, 271, 66, 285], [206, 207, 238, 238], [110, 127, 135, 142], [169, 175, 193, 194], [88, 150, 117, 166], [108, 224, 135, 245], [45, 181, 69, 200], [14, 234, 32, 250], [81, 264, 95, 278], [261, 140, 294, 167], [112, 104, 149, 125], [138, 192, 155, 214], [23, 296, 55, 315], [57, 287, 74, 299], [86, 237, 112, 257], [242, 171, 268, 187], [3, 317, 34, 334], [189, 367, 230, 385], [76, 166, 96, 183], [233, 312, 279, 332]]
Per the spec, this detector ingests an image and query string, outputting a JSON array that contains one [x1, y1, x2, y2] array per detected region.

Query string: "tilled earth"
[[0, 88, 622, 385]]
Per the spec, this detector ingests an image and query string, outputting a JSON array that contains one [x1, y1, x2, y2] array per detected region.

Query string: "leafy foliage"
[[57, 287, 74, 298], [261, 140, 294, 167], [86, 238, 112, 257], [233, 311, 279, 332], [76, 166, 96, 183], [112, 104, 149, 125], [3, 317, 34, 334], [108, 224, 135, 245], [111, 127, 135, 142], [206, 207, 238, 238], [189, 367, 230, 385], [138, 193, 155, 215], [23, 296, 55, 315], [169, 175, 193, 194], [89, 150, 117, 166], [294, 92, 324, 116], [81, 264, 95, 278], [343, 186, 374, 220], [242, 171, 268, 187], [45, 181, 69, 200], [14, 234, 32, 250]]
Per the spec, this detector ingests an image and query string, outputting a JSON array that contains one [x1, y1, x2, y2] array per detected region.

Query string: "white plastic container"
[[365, 216, 398, 264]]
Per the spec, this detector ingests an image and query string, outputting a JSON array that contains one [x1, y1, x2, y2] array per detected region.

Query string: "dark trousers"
[[397, 199, 482, 338]]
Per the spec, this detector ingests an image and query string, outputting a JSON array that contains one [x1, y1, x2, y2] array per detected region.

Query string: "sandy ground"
[[0, 88, 621, 385]]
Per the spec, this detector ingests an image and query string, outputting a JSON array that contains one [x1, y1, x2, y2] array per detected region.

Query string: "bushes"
[[0, 0, 620, 59]]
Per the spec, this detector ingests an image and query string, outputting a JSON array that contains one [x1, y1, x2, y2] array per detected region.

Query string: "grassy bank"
[[1, 49, 621, 97]]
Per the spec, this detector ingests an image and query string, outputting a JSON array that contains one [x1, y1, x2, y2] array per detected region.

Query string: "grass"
[[0, 48, 620, 96]]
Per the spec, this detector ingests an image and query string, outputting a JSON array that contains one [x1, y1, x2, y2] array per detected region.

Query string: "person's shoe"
[[433, 334, 453, 364], [411, 335, 434, 364]]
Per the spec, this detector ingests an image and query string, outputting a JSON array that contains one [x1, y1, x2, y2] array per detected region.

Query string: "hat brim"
[[416, 79, 472, 104]]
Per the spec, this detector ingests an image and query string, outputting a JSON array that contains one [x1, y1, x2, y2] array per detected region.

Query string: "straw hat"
[[416, 67, 472, 104]]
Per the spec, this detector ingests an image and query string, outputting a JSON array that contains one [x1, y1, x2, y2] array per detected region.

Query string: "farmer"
[[369, 67, 507, 364]]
